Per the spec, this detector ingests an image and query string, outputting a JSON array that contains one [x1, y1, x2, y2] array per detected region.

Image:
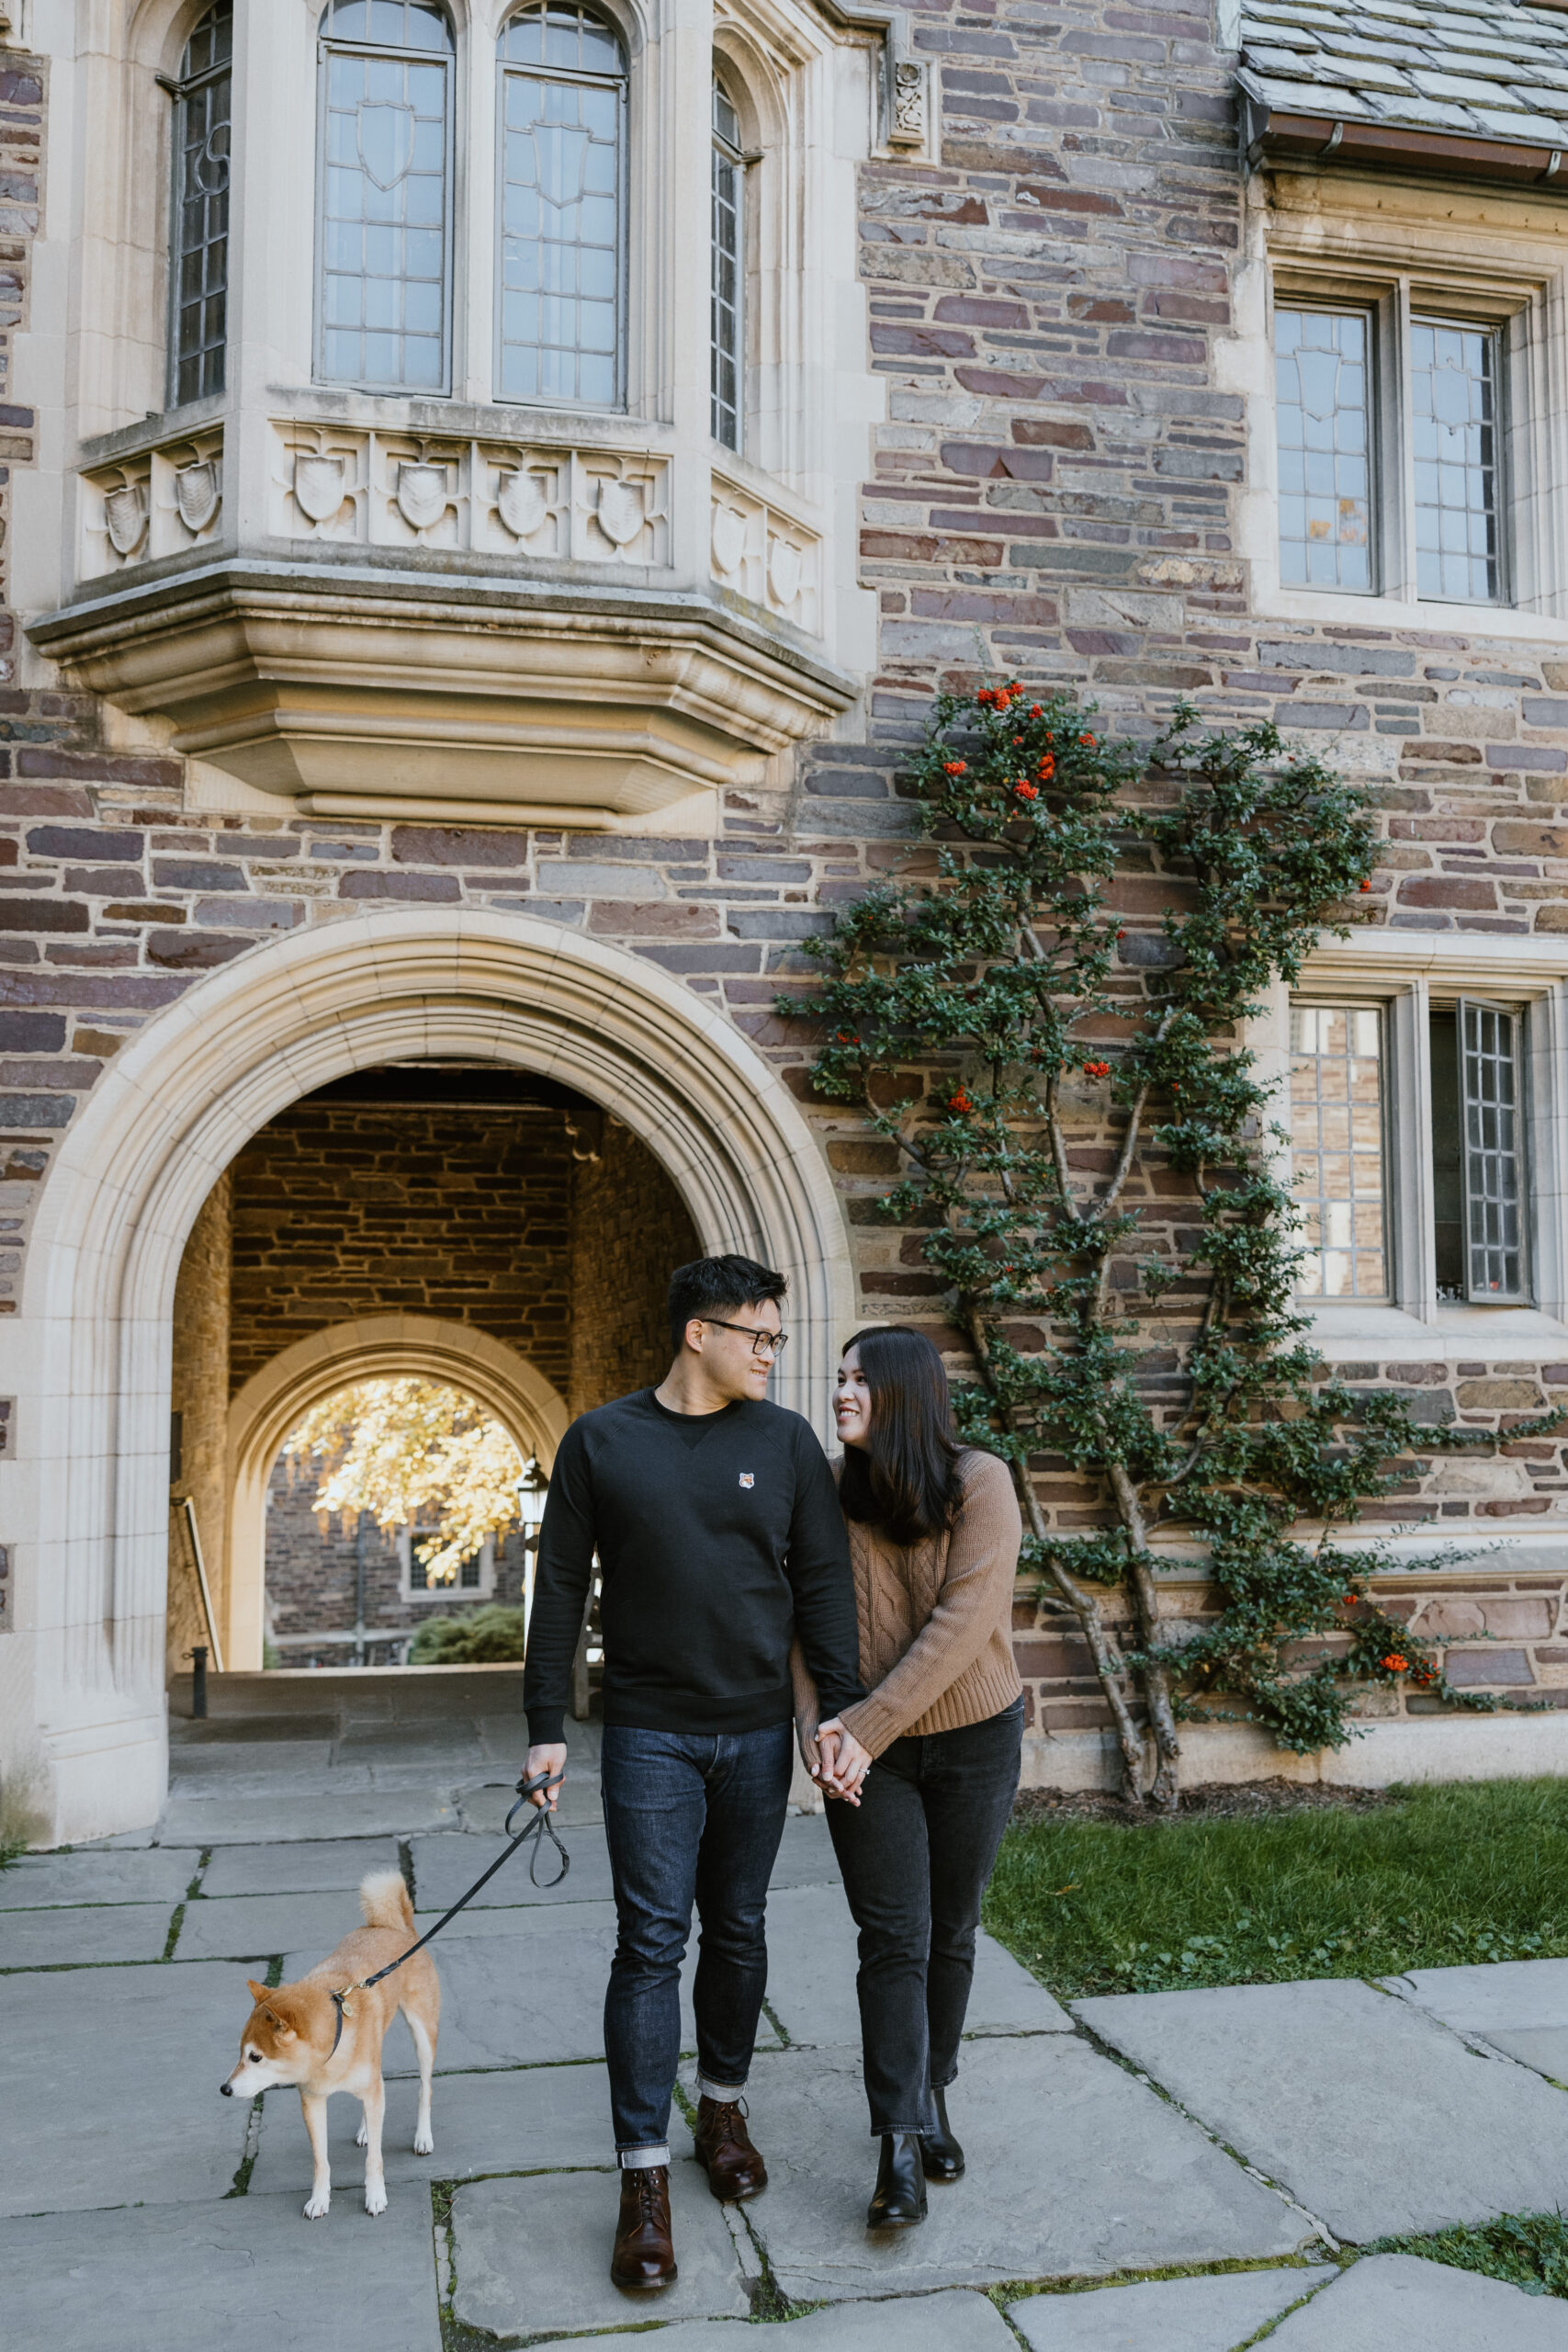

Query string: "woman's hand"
[[796, 1717, 822, 1780], [816, 1719, 872, 1805]]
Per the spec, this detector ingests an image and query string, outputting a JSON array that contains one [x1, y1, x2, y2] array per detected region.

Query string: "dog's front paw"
[[303, 2190, 331, 2221], [364, 2181, 389, 2218], [413, 2128, 434, 2156], [355, 2120, 368, 2149]]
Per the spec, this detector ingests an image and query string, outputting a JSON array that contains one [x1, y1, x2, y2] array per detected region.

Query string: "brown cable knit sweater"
[[792, 1448, 1023, 1760]]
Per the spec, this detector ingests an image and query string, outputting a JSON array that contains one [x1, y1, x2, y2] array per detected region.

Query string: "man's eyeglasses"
[[701, 1317, 789, 1361]]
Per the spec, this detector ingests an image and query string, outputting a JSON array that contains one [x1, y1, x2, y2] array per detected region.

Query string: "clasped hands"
[[806, 1717, 872, 1806]]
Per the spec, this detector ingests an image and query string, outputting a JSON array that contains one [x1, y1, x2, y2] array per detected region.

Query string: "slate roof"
[[1238, 0, 1568, 149]]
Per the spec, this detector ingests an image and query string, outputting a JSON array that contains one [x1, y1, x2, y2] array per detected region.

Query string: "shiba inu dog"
[[220, 1870, 439, 2219]]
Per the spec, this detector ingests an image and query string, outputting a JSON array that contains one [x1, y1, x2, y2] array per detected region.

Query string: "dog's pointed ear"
[[245, 1978, 269, 2005]]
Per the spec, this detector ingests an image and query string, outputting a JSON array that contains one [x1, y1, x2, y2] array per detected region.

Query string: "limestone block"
[[1007, 2266, 1323, 2350], [1263, 2254, 1568, 2349], [449, 2167, 750, 2335]]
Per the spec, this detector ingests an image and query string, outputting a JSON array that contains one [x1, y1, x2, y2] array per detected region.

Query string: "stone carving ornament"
[[103, 481, 149, 557], [396, 461, 449, 532], [767, 534, 803, 611], [293, 453, 348, 526], [174, 459, 220, 535], [498, 467, 549, 541], [595, 478, 646, 549], [711, 503, 747, 578]]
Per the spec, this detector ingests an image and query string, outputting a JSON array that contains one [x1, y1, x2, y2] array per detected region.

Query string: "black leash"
[[329, 1769, 570, 2055]]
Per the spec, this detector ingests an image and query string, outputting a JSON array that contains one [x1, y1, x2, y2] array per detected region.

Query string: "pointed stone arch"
[[9, 909, 853, 1843]]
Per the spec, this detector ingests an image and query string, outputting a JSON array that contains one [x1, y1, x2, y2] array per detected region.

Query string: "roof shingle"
[[1239, 0, 1568, 145]]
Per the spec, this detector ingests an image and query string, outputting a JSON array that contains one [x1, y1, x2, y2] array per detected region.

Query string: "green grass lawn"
[[984, 1776, 1568, 2000]]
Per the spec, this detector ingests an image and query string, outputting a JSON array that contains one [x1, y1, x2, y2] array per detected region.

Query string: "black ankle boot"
[[921, 2084, 964, 2182], [866, 2132, 927, 2229]]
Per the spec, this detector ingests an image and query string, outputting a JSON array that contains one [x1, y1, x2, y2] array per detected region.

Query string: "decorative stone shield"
[[355, 100, 415, 193], [294, 454, 347, 526], [767, 535, 803, 610], [103, 481, 148, 558], [396, 462, 448, 532], [498, 468, 548, 541], [596, 479, 646, 548], [711, 503, 746, 578], [174, 459, 220, 535]]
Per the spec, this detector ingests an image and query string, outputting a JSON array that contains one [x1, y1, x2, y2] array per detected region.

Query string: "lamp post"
[[515, 1457, 548, 1636]]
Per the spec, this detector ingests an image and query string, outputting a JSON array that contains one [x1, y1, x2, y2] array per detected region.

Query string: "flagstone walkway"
[[6, 1675, 1568, 2349]]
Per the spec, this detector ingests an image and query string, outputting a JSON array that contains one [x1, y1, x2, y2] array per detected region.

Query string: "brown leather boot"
[[692, 2094, 768, 2201], [610, 2165, 677, 2290]]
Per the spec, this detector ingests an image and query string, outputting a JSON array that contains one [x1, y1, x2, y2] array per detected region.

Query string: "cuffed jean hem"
[[618, 2143, 671, 2169], [695, 2075, 747, 2101]]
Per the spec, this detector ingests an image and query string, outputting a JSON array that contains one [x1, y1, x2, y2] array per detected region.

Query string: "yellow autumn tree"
[[283, 1377, 525, 1588]]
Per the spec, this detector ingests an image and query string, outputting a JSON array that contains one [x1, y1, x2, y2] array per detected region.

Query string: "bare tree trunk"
[[1107, 1460, 1181, 1811]]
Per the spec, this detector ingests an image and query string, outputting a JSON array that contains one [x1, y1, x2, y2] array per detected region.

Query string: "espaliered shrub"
[[790, 685, 1555, 1808]]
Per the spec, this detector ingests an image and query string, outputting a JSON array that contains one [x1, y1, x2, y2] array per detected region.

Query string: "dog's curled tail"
[[360, 1870, 415, 1935]]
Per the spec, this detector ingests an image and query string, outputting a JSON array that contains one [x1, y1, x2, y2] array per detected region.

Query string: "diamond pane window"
[[316, 0, 454, 394], [497, 5, 626, 409], [1458, 1000, 1527, 1300], [711, 81, 743, 451], [1413, 320, 1500, 604], [1276, 308, 1372, 592], [168, 3, 232, 407], [1289, 1004, 1387, 1300]]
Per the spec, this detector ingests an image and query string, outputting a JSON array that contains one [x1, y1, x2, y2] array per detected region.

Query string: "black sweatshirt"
[[523, 1387, 863, 1745]]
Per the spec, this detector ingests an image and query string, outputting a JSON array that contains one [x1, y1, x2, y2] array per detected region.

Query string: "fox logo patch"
[[739, 1472, 755, 1488]]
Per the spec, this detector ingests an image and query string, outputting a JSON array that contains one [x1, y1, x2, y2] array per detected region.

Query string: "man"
[[522, 1253, 863, 2290]]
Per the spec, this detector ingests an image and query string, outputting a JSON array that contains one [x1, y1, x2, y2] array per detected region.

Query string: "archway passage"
[[168, 1057, 693, 1676], [11, 910, 855, 1845]]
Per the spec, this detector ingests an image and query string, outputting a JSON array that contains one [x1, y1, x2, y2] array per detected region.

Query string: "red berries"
[[1359, 879, 1372, 892], [1013, 782, 1040, 801], [948, 1089, 973, 1114], [942, 760, 967, 775], [1381, 1653, 1409, 1674], [1079, 732, 1096, 746], [1082, 1060, 1111, 1079]]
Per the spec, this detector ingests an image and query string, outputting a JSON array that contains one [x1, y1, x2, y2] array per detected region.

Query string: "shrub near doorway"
[[985, 1774, 1568, 1999], [408, 1605, 530, 1665]]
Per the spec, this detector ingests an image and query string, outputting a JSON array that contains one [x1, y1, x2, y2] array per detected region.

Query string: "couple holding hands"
[[522, 1253, 1024, 2290]]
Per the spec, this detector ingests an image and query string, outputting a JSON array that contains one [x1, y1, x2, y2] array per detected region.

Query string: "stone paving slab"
[[1264, 2254, 1568, 2349], [1074, 1978, 1568, 2241], [250, 2057, 612, 2195], [201, 1839, 400, 1897], [2, 2189, 443, 2352], [761, 1881, 1073, 2045], [0, 1849, 193, 1909], [411, 1821, 615, 1907], [0, 1959, 256, 2214], [728, 2038, 1303, 2303], [1007, 2266, 1324, 2350], [1387, 1959, 1568, 2078], [0, 1899, 175, 1968], [527, 2285, 1016, 2352], [176, 1891, 364, 1962], [449, 2163, 750, 2335], [164, 1741, 337, 1777], [319, 1914, 781, 2075], [153, 1789, 461, 1845]]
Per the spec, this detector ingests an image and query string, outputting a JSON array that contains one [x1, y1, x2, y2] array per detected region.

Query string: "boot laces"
[[633, 2166, 664, 2216], [705, 2096, 749, 2140]]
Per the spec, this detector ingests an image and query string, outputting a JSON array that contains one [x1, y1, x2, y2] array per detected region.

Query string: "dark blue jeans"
[[826, 1698, 1023, 2135], [600, 1721, 794, 2163]]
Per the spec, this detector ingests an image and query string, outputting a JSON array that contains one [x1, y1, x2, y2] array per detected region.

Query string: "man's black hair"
[[667, 1255, 787, 1354]]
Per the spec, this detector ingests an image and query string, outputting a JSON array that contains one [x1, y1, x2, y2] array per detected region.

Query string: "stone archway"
[[226, 1316, 571, 1673], [9, 910, 854, 1843]]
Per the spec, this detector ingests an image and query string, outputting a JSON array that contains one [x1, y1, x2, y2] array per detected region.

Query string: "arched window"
[[496, 5, 626, 409], [315, 0, 455, 393], [167, 2, 232, 407], [710, 78, 742, 452]]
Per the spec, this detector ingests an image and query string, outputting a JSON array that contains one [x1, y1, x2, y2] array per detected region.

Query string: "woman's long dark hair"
[[837, 1325, 965, 1545]]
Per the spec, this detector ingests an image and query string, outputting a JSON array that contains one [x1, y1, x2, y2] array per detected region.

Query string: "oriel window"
[[711, 80, 743, 451], [316, 0, 455, 394], [167, 2, 233, 407], [496, 4, 626, 409]]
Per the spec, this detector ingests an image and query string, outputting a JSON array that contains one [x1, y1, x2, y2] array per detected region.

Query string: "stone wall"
[[568, 1112, 700, 1417], [227, 1094, 576, 1396], [167, 1170, 231, 1679]]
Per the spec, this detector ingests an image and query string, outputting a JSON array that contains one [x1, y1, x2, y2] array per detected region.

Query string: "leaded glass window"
[[1413, 320, 1501, 605], [1275, 308, 1372, 593], [711, 81, 743, 451], [168, 3, 232, 407], [1457, 1000, 1527, 1300], [1289, 1004, 1387, 1300], [316, 0, 454, 394], [496, 5, 626, 409]]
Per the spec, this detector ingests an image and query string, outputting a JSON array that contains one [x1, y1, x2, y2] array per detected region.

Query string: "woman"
[[793, 1325, 1024, 2230]]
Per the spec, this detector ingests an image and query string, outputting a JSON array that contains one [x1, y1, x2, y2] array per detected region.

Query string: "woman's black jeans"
[[825, 1697, 1024, 2135]]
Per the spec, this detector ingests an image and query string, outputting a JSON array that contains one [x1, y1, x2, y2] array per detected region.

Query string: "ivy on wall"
[[790, 685, 1556, 1807]]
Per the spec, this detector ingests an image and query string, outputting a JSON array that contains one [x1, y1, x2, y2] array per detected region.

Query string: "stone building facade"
[[10, 0, 1568, 1838]]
